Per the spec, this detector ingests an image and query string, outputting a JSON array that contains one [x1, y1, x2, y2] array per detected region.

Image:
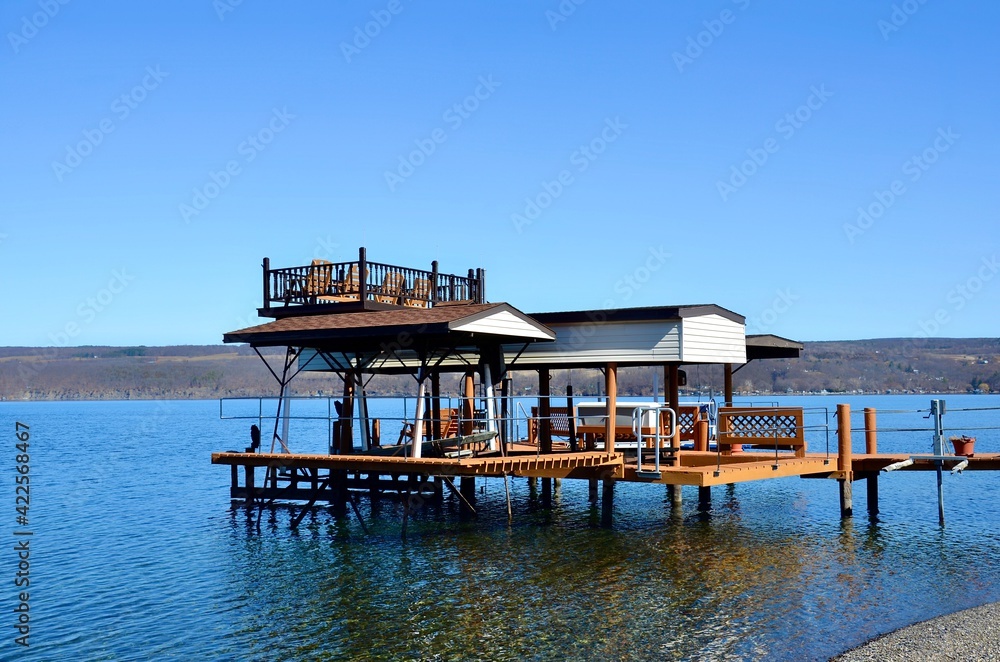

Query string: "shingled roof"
[[223, 302, 555, 351]]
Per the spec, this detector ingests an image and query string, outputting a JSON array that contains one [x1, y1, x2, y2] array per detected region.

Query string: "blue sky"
[[1, 0, 997, 347]]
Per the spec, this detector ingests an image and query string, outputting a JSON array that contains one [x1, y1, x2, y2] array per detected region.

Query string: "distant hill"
[[0, 338, 997, 401]]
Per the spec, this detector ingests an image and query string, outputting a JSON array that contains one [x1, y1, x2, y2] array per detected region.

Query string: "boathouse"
[[215, 248, 872, 524]]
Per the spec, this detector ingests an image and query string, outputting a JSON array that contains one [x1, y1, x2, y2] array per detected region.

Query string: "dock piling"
[[837, 404, 853, 518], [698, 486, 711, 511], [864, 408, 879, 517], [460, 476, 476, 518], [601, 479, 614, 527]]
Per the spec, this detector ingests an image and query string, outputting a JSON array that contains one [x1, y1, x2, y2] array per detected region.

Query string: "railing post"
[[837, 403, 853, 518], [864, 408, 877, 454], [358, 246, 368, 302], [430, 260, 439, 304], [262, 257, 270, 311]]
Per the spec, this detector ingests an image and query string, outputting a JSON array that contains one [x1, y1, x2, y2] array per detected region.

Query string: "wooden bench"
[[717, 406, 806, 456], [527, 407, 574, 449]]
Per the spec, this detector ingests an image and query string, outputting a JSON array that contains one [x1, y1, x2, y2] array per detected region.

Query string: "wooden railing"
[[261, 247, 486, 311], [717, 406, 806, 457]]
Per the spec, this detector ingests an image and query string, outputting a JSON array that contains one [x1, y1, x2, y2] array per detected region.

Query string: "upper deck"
[[259, 246, 486, 318]]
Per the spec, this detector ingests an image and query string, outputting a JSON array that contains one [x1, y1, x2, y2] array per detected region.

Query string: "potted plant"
[[949, 435, 976, 457]]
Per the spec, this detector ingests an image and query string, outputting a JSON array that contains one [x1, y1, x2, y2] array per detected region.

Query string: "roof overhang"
[[224, 303, 555, 373], [745, 334, 804, 360]]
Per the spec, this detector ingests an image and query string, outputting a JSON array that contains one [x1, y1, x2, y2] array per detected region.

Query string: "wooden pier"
[[214, 248, 999, 527]]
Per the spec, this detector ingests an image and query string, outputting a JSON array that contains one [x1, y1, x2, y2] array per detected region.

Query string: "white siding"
[[680, 314, 746, 363], [512, 321, 682, 365], [453, 310, 553, 339]]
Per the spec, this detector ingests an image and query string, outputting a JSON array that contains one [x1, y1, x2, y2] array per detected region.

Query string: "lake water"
[[3, 394, 1000, 661]]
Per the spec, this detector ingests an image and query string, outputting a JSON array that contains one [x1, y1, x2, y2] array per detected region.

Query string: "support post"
[[358, 246, 368, 302], [667, 364, 680, 449], [668, 484, 682, 506], [539, 369, 552, 455], [430, 260, 439, 304], [567, 384, 578, 452], [462, 372, 475, 436], [244, 465, 255, 507], [431, 372, 442, 440], [866, 473, 879, 518], [724, 363, 734, 406], [931, 399, 946, 525], [698, 486, 711, 510], [864, 407, 878, 517], [483, 362, 498, 451], [340, 374, 355, 455], [837, 403, 853, 518], [411, 372, 426, 459], [262, 257, 270, 311], [601, 478, 614, 527], [459, 476, 476, 518], [357, 373, 370, 452], [500, 377, 510, 449], [605, 363, 618, 455]]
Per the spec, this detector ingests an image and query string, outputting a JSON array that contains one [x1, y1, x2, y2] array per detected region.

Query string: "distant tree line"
[[0, 338, 997, 400]]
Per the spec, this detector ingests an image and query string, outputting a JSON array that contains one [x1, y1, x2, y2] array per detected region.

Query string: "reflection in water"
[[217, 473, 995, 661]]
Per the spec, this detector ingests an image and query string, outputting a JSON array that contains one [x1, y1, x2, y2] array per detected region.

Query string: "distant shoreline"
[[1, 391, 989, 404], [2, 338, 997, 401]]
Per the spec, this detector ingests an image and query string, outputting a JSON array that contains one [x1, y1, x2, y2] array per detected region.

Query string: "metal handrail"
[[632, 405, 676, 477]]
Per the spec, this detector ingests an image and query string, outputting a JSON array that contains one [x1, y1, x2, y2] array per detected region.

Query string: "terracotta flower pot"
[[950, 436, 976, 457]]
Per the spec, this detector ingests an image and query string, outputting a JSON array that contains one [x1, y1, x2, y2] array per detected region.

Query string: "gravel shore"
[[832, 602, 1000, 661]]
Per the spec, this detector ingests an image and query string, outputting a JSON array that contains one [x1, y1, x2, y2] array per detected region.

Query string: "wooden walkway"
[[211, 450, 623, 479], [626, 452, 837, 487]]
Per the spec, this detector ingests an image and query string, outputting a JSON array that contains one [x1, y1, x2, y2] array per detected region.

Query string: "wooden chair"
[[405, 277, 432, 308], [317, 264, 363, 303], [374, 271, 406, 304], [304, 259, 333, 302]]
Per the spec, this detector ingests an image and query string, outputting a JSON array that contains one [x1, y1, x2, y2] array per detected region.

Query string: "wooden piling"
[[837, 403, 853, 518], [698, 486, 711, 510], [601, 479, 614, 527], [668, 484, 682, 506], [460, 476, 476, 517], [864, 408, 877, 454], [866, 473, 879, 518], [244, 464, 255, 507], [864, 408, 878, 516]]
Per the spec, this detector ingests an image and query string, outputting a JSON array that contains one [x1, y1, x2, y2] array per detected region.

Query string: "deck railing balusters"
[[263, 250, 484, 309]]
